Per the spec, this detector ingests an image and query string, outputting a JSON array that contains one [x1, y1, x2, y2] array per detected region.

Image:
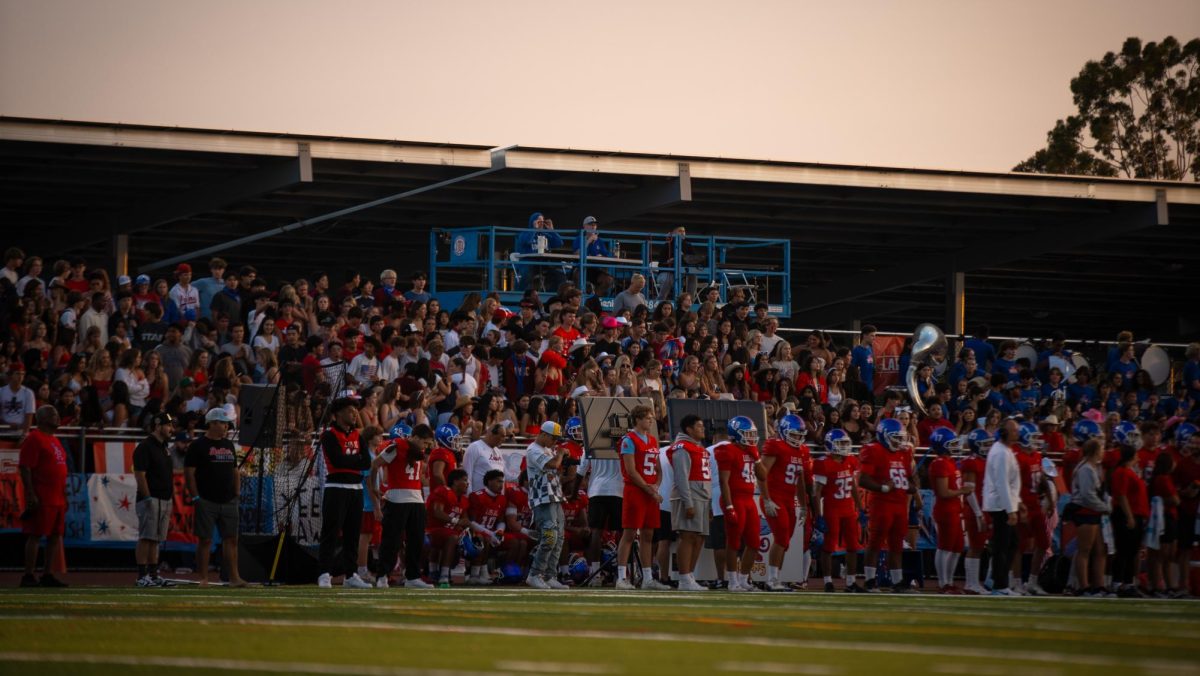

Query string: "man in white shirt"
[[463, 426, 506, 493], [168, 263, 201, 322], [982, 420, 1022, 596], [1, 366, 36, 433], [758, 318, 782, 356], [347, 338, 382, 388], [579, 445, 625, 584], [76, 293, 109, 350]]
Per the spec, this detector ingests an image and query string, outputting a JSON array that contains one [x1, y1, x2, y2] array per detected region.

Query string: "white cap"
[[205, 407, 234, 424]]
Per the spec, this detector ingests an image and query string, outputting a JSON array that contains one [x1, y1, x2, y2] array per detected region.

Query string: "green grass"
[[0, 587, 1197, 675]]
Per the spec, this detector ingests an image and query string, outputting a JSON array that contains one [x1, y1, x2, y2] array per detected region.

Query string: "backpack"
[[1037, 554, 1072, 594]]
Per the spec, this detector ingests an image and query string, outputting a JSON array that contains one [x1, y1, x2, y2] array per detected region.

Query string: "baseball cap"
[[601, 316, 620, 329], [135, 274, 151, 285], [175, 263, 192, 274], [117, 275, 131, 286], [179, 376, 194, 388], [614, 316, 630, 326], [540, 421, 562, 437], [151, 412, 176, 427], [205, 407, 234, 424], [583, 216, 598, 226], [8, 364, 25, 374]]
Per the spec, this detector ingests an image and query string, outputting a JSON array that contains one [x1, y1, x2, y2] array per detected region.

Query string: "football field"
[[0, 587, 1197, 676]]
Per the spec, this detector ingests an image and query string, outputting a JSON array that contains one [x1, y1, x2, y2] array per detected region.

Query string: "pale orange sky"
[[2, 0, 1197, 172]]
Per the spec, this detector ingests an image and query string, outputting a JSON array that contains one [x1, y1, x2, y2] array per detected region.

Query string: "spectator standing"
[[184, 408, 247, 587], [2, 365, 36, 434], [851, 325, 877, 397], [133, 412, 177, 587], [169, 263, 200, 322], [611, 274, 648, 317], [192, 258, 227, 320], [1110, 444, 1150, 597], [18, 405, 69, 588], [524, 421, 569, 590], [154, 324, 192, 391], [1067, 438, 1111, 596], [982, 420, 1021, 595]]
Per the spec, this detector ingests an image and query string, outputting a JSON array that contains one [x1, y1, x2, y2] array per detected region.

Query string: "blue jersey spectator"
[[573, 216, 612, 258], [964, 327, 996, 372], [851, 325, 877, 395], [192, 257, 226, 320]]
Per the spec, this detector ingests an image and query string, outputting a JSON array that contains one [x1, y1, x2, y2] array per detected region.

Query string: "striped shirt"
[[525, 441, 565, 507]]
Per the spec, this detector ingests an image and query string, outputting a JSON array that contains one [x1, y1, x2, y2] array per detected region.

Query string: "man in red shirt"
[[426, 469, 471, 588], [959, 428, 993, 595], [616, 405, 667, 590], [858, 418, 918, 592], [551, 307, 581, 353], [760, 414, 810, 591], [429, 424, 461, 489], [813, 429, 864, 593], [715, 415, 768, 592], [1014, 422, 1054, 595], [928, 428, 970, 594], [19, 406, 69, 588], [503, 473, 534, 573], [1170, 424, 1199, 597], [466, 469, 508, 585]]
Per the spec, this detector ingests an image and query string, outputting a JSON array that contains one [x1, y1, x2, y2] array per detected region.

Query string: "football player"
[[666, 414, 711, 592], [715, 416, 769, 592], [502, 472, 535, 576], [466, 469, 508, 585], [760, 414, 810, 591], [426, 469, 471, 588], [559, 458, 590, 583], [1169, 423, 1199, 598], [928, 427, 970, 594], [1013, 421, 1055, 595], [370, 423, 435, 589], [429, 423, 463, 489], [616, 405, 668, 590], [813, 429, 864, 592], [959, 428, 993, 595], [562, 417, 586, 462], [858, 417, 918, 592]]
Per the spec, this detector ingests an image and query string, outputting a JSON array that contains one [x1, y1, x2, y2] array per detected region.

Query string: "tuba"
[[906, 323, 947, 417]]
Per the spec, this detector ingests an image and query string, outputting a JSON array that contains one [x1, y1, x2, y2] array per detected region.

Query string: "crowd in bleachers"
[[3, 241, 1199, 596]]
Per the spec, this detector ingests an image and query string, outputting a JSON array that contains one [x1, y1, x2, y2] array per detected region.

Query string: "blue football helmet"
[[778, 414, 807, 447], [387, 421, 412, 440], [928, 427, 959, 455], [1177, 422, 1199, 451], [965, 428, 994, 456], [824, 428, 852, 456], [436, 423, 464, 451], [565, 416, 584, 443], [1017, 421, 1045, 451], [1072, 419, 1103, 446], [1112, 421, 1142, 449], [568, 553, 590, 584], [876, 418, 910, 452], [727, 416, 759, 446], [460, 532, 482, 558]]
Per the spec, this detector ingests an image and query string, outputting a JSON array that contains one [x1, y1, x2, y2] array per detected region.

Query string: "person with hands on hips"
[[616, 405, 668, 590]]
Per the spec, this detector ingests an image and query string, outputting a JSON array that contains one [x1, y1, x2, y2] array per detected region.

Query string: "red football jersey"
[[619, 431, 661, 486], [561, 440, 584, 462], [762, 438, 807, 501], [960, 455, 986, 505], [425, 486, 469, 531], [428, 446, 457, 484], [1060, 447, 1081, 488], [1150, 474, 1179, 520], [381, 441, 423, 492], [858, 442, 913, 508], [666, 438, 711, 482], [1015, 450, 1045, 510], [1172, 448, 1200, 517], [562, 489, 589, 524], [814, 455, 860, 517], [714, 441, 759, 498], [1136, 446, 1165, 484], [929, 456, 963, 515], [505, 486, 533, 529], [1110, 466, 1149, 518], [468, 488, 507, 530]]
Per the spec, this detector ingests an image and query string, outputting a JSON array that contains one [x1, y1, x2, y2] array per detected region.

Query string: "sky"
[[1, 0, 1197, 172]]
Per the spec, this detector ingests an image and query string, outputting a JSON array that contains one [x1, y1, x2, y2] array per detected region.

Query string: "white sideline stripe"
[[932, 664, 1061, 676], [0, 652, 509, 676], [3, 614, 1185, 671], [718, 662, 840, 674], [494, 661, 616, 674]]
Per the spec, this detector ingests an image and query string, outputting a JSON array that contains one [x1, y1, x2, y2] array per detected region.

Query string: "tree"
[[1015, 36, 1200, 181]]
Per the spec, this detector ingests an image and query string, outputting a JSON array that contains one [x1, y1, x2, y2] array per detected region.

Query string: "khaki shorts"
[[136, 498, 173, 542], [194, 498, 239, 540], [671, 498, 711, 536]]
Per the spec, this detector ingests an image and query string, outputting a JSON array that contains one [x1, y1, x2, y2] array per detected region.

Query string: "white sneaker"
[[991, 588, 1020, 596], [728, 582, 749, 592], [587, 574, 606, 587], [404, 578, 434, 589], [615, 578, 636, 590], [466, 574, 492, 586], [317, 573, 332, 589], [677, 578, 707, 592], [343, 573, 372, 589], [641, 578, 671, 591], [766, 580, 791, 592], [526, 575, 550, 590], [375, 576, 389, 589], [356, 570, 376, 584], [135, 575, 155, 588], [741, 581, 760, 592], [545, 577, 569, 590], [1026, 582, 1045, 596]]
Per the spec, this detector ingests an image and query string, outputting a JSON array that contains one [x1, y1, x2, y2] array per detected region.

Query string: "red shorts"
[[622, 486, 661, 530], [427, 527, 460, 550], [765, 493, 796, 550], [867, 506, 908, 552], [360, 511, 382, 546], [965, 510, 991, 550], [22, 503, 66, 537], [825, 514, 860, 552], [933, 509, 965, 552], [1018, 507, 1050, 552], [503, 530, 531, 543], [725, 496, 760, 551]]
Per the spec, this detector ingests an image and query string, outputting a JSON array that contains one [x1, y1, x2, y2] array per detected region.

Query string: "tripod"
[[579, 538, 644, 588]]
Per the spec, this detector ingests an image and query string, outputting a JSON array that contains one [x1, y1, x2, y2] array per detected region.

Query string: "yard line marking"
[[932, 663, 1061, 676], [718, 662, 840, 674], [494, 661, 616, 674], [2, 614, 1186, 671], [0, 652, 511, 676]]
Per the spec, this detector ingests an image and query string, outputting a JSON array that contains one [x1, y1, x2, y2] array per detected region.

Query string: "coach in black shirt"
[[184, 408, 247, 587], [133, 412, 176, 587], [317, 397, 373, 589]]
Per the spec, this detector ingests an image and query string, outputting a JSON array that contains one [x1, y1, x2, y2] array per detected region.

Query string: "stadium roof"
[[3, 116, 1198, 340]]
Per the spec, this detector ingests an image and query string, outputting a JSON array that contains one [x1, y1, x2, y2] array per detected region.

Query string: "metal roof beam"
[[793, 192, 1168, 313], [552, 163, 692, 228], [789, 301, 918, 329]]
